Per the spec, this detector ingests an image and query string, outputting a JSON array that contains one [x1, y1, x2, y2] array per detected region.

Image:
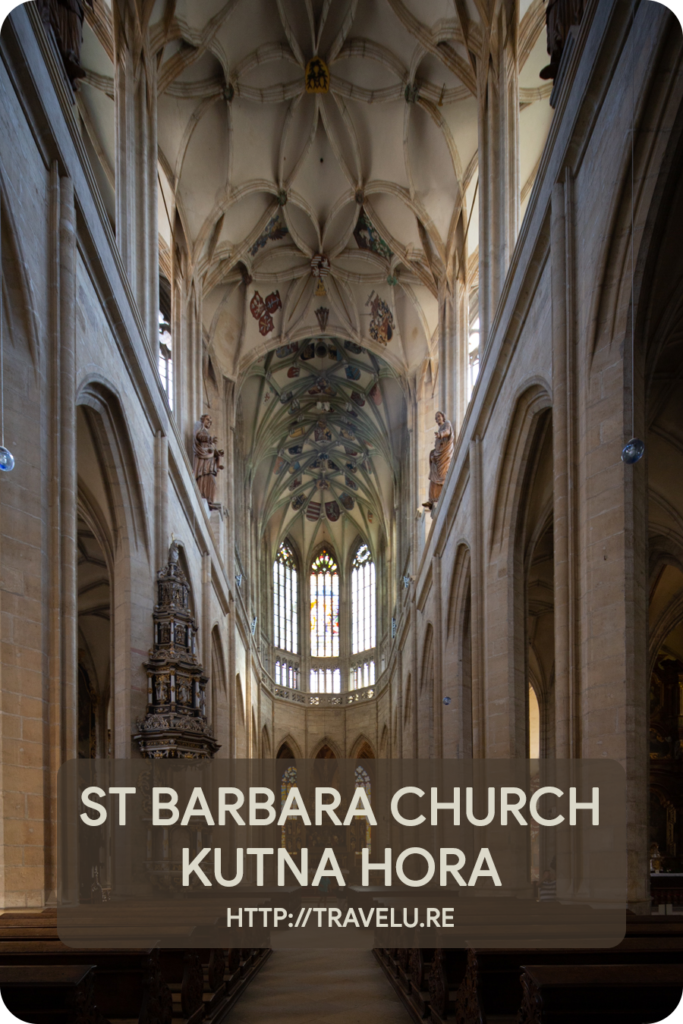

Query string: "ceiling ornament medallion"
[[315, 306, 329, 331], [311, 254, 331, 277], [305, 57, 330, 94]]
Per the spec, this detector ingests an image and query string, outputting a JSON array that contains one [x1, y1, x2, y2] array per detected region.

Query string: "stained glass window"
[[281, 766, 298, 849], [355, 765, 372, 852], [310, 549, 339, 657], [274, 541, 298, 653], [351, 544, 375, 654], [309, 668, 341, 693]]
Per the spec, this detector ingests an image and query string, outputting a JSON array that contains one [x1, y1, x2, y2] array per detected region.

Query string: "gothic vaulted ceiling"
[[79, 0, 553, 552], [81, 0, 553, 383]]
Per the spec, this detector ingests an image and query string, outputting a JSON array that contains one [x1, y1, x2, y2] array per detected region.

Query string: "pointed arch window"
[[273, 541, 298, 654], [351, 544, 375, 654], [310, 549, 339, 657]]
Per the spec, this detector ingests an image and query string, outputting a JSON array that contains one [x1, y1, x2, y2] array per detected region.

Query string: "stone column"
[[438, 277, 468, 434], [477, 2, 520, 350], [551, 174, 577, 760], [59, 175, 77, 763], [469, 436, 486, 757], [113, 1, 159, 353]]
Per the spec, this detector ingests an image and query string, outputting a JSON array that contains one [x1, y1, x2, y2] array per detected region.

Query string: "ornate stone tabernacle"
[[134, 542, 220, 758]]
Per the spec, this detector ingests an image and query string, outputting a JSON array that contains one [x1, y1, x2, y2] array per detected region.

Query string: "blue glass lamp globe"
[[442, 696, 451, 706], [621, 438, 645, 465], [0, 446, 14, 472]]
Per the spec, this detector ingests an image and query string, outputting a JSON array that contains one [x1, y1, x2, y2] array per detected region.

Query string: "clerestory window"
[[310, 549, 339, 657], [273, 541, 298, 654], [351, 543, 375, 654]]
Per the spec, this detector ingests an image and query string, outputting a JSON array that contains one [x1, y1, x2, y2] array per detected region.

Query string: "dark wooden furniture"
[[519, 963, 683, 1023], [0, 963, 105, 1024]]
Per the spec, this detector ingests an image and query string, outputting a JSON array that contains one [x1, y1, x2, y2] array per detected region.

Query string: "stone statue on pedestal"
[[38, 0, 93, 86], [423, 411, 454, 510], [540, 0, 586, 81], [193, 414, 224, 508]]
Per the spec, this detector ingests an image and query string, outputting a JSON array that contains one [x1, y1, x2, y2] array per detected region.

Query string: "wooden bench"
[[518, 964, 683, 1023], [0, 943, 173, 1024], [0, 963, 105, 1024], [428, 939, 683, 1024]]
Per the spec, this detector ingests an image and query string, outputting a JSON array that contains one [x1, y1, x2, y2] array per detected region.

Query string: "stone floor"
[[230, 949, 411, 1024]]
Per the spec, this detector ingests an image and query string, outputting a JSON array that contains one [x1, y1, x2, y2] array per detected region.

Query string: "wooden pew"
[[0, 943, 173, 1024], [159, 951, 205, 1023], [429, 939, 683, 1024], [518, 964, 683, 1023], [0, 963, 105, 1024]]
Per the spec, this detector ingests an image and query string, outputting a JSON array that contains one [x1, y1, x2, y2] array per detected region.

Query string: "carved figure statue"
[[540, 0, 586, 80], [155, 677, 170, 704], [423, 411, 454, 509], [193, 414, 224, 506], [38, 0, 93, 85]]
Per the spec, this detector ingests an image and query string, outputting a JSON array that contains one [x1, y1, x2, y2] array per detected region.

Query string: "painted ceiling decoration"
[[81, 0, 553, 382], [241, 337, 405, 558]]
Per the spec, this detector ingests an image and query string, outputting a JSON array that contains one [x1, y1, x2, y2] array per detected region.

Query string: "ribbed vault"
[[241, 336, 406, 560]]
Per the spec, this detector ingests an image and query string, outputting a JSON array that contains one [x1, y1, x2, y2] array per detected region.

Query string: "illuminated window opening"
[[274, 541, 298, 654], [274, 658, 299, 690], [351, 544, 376, 654], [350, 661, 375, 691], [158, 310, 173, 409], [468, 316, 480, 400], [310, 549, 339, 658], [309, 668, 341, 693]]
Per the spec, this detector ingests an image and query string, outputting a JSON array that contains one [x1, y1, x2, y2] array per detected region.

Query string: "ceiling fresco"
[[240, 336, 407, 558]]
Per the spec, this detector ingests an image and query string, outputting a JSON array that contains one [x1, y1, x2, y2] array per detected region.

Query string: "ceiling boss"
[[305, 56, 330, 94]]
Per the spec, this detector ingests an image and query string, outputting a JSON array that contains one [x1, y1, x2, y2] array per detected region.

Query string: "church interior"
[[0, 0, 683, 1020]]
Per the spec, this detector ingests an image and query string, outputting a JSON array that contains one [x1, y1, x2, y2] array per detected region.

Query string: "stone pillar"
[[551, 174, 577, 760], [477, 2, 520, 350], [154, 430, 168, 571], [438, 277, 468, 434], [59, 175, 77, 763], [113, 1, 158, 353], [469, 436, 486, 757]]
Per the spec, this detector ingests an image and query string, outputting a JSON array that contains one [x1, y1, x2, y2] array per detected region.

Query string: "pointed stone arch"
[[350, 735, 376, 759], [276, 734, 303, 759], [312, 737, 342, 759], [76, 377, 151, 560], [418, 625, 435, 758]]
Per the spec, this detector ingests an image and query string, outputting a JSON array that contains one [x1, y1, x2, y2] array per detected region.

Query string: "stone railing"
[[264, 678, 378, 707]]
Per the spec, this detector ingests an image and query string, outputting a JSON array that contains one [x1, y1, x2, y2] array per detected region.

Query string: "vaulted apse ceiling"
[[80, 0, 553, 381], [239, 337, 406, 560]]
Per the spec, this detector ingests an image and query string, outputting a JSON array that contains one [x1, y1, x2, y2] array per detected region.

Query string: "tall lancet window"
[[310, 549, 339, 657], [351, 544, 376, 654], [273, 541, 298, 654]]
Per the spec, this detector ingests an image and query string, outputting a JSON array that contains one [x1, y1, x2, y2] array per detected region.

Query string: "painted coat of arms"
[[368, 292, 395, 344], [250, 290, 282, 335], [325, 501, 340, 522]]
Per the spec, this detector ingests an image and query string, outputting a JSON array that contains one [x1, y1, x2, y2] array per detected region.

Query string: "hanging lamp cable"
[[0, 185, 15, 472], [622, 0, 644, 465]]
